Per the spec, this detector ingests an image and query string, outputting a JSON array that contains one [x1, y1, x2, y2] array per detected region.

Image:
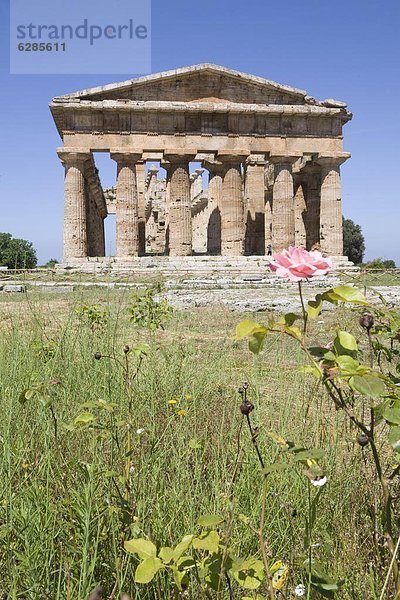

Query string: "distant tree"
[[364, 257, 397, 269], [343, 217, 365, 264], [0, 232, 37, 269], [43, 258, 59, 268]]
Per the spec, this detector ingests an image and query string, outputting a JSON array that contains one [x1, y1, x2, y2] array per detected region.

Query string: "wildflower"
[[136, 428, 145, 435], [270, 560, 289, 590], [269, 246, 332, 282], [184, 394, 192, 401], [294, 583, 306, 596], [311, 475, 327, 487], [168, 399, 177, 405], [177, 409, 187, 416]]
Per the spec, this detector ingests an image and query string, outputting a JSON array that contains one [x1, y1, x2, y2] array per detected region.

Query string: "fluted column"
[[190, 168, 204, 200], [136, 161, 146, 256], [164, 155, 193, 256], [317, 154, 350, 255], [220, 157, 245, 256], [244, 154, 266, 255], [111, 153, 142, 258], [302, 166, 321, 250], [85, 182, 105, 257], [294, 182, 307, 247], [58, 151, 90, 260], [205, 162, 223, 254], [270, 156, 299, 252]]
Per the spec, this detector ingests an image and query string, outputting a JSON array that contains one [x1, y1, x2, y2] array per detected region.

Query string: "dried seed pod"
[[240, 401, 254, 416], [123, 345, 130, 354], [94, 352, 102, 360], [359, 312, 374, 332], [357, 434, 369, 447]]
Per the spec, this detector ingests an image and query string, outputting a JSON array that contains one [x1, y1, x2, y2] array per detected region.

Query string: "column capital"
[[57, 149, 91, 166], [245, 153, 267, 166], [269, 154, 302, 166], [301, 162, 321, 175], [203, 159, 223, 173], [111, 152, 143, 165], [217, 150, 248, 164], [163, 151, 196, 165], [316, 152, 351, 167]]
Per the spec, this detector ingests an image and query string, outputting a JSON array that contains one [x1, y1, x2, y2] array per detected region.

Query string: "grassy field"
[[0, 287, 396, 599]]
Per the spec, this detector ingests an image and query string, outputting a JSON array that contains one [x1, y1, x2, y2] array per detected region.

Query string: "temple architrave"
[[50, 64, 352, 267]]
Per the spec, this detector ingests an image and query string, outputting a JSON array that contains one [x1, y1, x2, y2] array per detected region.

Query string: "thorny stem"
[[246, 413, 265, 470], [369, 431, 400, 591], [260, 303, 400, 592], [217, 419, 244, 597], [306, 484, 312, 600], [225, 572, 233, 600], [241, 386, 274, 599], [367, 329, 374, 368], [324, 380, 400, 592], [298, 280, 308, 334], [259, 476, 275, 600]]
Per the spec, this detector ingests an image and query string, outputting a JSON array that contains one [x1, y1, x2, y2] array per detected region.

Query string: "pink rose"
[[268, 247, 332, 282]]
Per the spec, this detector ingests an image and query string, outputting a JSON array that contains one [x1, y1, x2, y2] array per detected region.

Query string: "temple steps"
[[57, 255, 356, 278]]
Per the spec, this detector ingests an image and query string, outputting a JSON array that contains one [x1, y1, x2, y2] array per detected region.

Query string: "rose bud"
[[357, 434, 369, 447], [94, 352, 102, 360], [240, 401, 254, 416], [359, 312, 374, 332]]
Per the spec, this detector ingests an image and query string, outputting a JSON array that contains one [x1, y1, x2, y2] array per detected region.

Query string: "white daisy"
[[311, 475, 327, 487], [294, 583, 306, 596]]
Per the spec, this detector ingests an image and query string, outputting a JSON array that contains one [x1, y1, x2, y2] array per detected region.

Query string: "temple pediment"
[[53, 64, 346, 108]]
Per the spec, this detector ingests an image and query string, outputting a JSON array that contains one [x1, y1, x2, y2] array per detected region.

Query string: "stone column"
[[111, 153, 142, 258], [244, 154, 266, 255], [84, 180, 106, 258], [190, 168, 204, 200], [205, 164, 223, 254], [136, 161, 146, 255], [270, 156, 300, 252], [264, 162, 274, 253], [294, 181, 307, 248], [220, 157, 245, 256], [58, 151, 90, 260], [164, 155, 193, 256], [302, 166, 321, 250], [317, 154, 349, 255]]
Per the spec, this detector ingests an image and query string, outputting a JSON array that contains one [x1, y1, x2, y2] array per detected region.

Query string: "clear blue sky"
[[1, 0, 399, 264]]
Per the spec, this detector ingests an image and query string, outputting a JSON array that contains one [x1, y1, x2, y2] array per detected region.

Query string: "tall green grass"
[[0, 290, 390, 598]]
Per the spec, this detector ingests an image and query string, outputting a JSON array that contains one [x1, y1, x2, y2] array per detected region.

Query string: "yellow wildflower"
[[168, 399, 177, 405], [177, 409, 187, 416], [184, 394, 192, 401]]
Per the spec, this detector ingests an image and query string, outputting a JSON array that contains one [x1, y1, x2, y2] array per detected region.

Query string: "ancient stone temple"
[[50, 64, 352, 267]]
